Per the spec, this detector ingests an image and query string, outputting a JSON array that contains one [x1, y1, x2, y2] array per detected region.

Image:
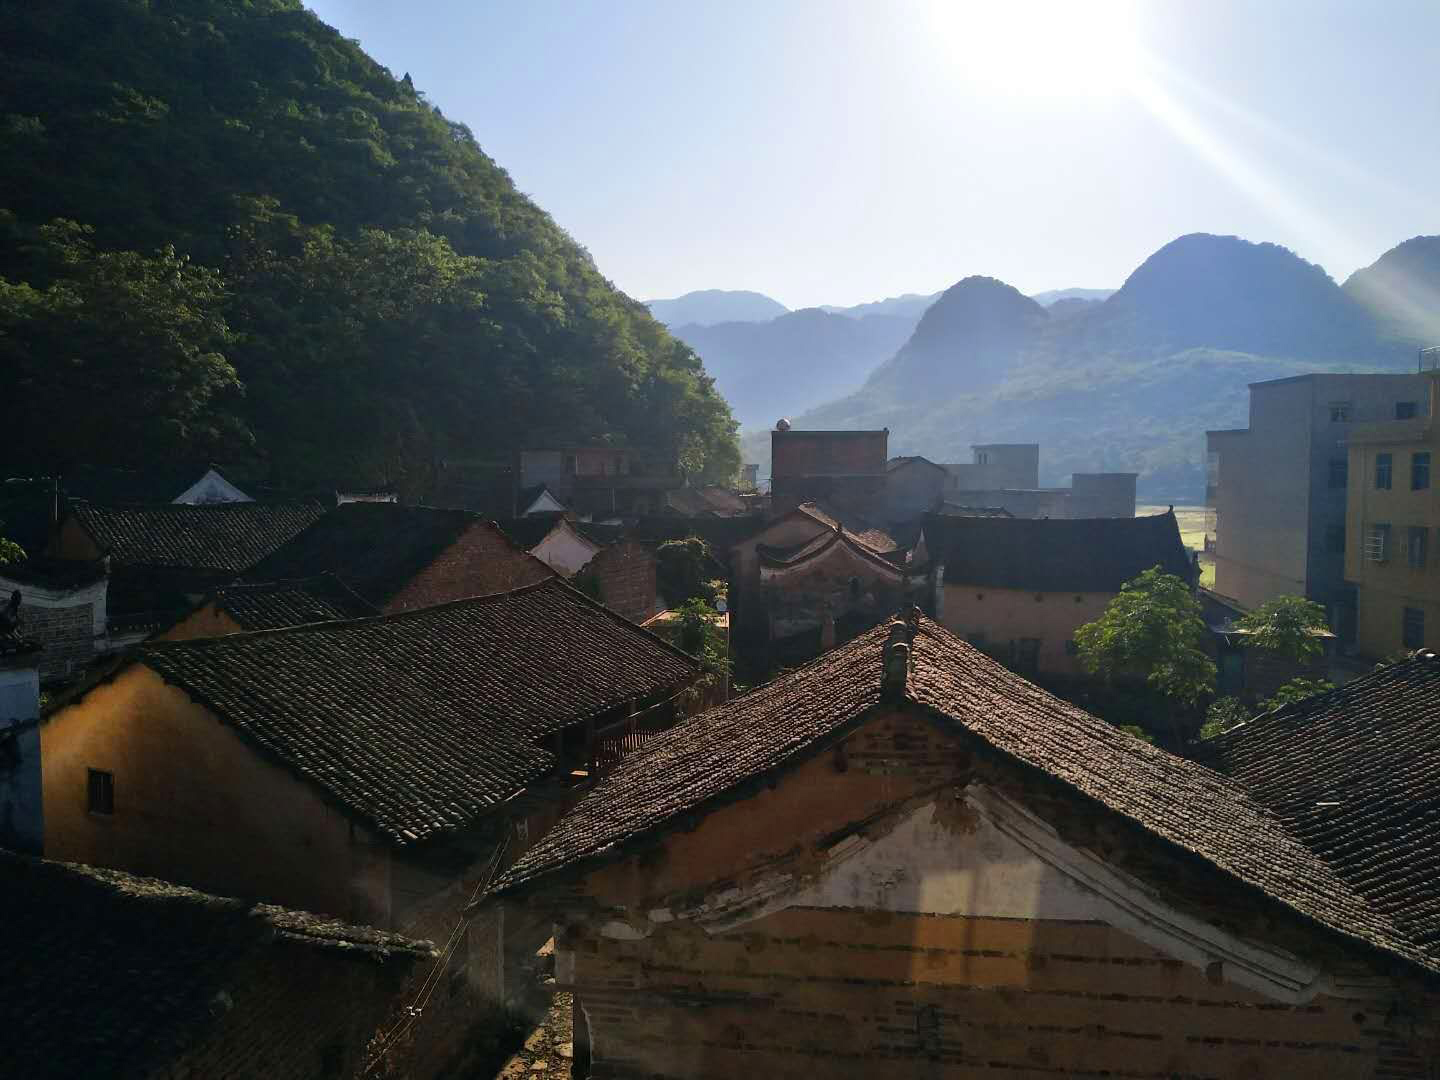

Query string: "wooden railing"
[[590, 698, 676, 771]]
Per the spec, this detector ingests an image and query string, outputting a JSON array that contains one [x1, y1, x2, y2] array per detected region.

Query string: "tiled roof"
[[1205, 653, 1440, 966], [934, 509, 1194, 591], [496, 617, 1433, 976], [128, 579, 699, 845], [795, 502, 898, 554], [209, 575, 379, 630], [756, 526, 907, 577], [0, 851, 430, 1080], [495, 514, 574, 552], [71, 501, 326, 573], [242, 503, 552, 606]]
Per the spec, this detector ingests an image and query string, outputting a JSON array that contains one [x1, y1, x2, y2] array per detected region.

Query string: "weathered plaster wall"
[[0, 662, 42, 853], [554, 707, 1432, 1078], [532, 525, 601, 577], [940, 584, 1112, 674], [760, 541, 907, 640], [42, 665, 375, 921]]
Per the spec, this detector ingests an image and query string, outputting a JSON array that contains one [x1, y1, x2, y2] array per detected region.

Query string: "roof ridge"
[[141, 575, 567, 651]]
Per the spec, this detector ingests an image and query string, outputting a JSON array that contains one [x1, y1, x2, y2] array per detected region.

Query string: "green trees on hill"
[[0, 0, 737, 489]]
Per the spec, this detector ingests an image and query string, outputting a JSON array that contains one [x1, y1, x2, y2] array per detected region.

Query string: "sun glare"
[[927, 0, 1144, 99]]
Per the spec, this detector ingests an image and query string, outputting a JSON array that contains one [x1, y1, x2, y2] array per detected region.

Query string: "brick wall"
[[155, 937, 415, 1080], [771, 431, 888, 479], [589, 542, 656, 624], [554, 707, 1440, 1079], [19, 599, 95, 681], [387, 523, 553, 612]]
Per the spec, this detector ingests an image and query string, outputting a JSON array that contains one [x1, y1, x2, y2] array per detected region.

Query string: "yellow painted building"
[[1345, 371, 1440, 658]]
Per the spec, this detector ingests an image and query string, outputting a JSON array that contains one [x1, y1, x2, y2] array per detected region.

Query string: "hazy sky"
[[305, 0, 1439, 309]]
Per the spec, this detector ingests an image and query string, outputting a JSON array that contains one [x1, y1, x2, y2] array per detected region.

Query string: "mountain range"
[[726, 233, 1440, 500]]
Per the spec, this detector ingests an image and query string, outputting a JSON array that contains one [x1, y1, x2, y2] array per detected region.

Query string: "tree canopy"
[[0, 0, 738, 491], [1233, 595, 1330, 663], [1073, 565, 1216, 706]]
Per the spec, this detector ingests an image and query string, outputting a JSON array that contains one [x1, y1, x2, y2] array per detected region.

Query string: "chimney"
[[820, 608, 836, 651], [0, 597, 44, 855], [881, 616, 913, 701]]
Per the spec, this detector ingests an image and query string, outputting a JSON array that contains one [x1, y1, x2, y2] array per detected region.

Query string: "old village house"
[[496, 617, 1440, 1079]]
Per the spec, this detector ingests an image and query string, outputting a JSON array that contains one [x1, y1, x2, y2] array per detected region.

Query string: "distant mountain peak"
[[1344, 235, 1440, 345], [646, 289, 788, 328]]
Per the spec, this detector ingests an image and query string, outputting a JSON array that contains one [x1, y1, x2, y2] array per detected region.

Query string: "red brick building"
[[770, 427, 888, 515]]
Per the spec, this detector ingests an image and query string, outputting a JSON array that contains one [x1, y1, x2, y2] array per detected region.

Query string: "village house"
[[1, 500, 328, 679], [241, 501, 554, 612], [769, 424, 890, 515], [59, 463, 255, 505], [932, 509, 1194, 675], [0, 851, 432, 1080], [498, 515, 660, 624], [495, 616, 1440, 1079], [1343, 360, 1440, 658], [517, 446, 685, 518], [36, 577, 699, 1073]]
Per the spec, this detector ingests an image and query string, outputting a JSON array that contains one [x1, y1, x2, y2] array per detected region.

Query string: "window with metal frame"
[[86, 768, 114, 815], [1366, 523, 1392, 563], [1413, 451, 1431, 491], [1329, 402, 1352, 422], [1409, 527, 1429, 569], [1376, 453, 1392, 489]]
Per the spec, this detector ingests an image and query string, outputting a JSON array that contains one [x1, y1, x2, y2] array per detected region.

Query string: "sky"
[[304, 0, 1440, 310]]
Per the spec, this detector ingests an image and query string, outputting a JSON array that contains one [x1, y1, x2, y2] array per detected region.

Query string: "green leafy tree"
[[0, 221, 243, 471], [1073, 566, 1217, 706], [676, 597, 732, 706], [1260, 677, 1334, 711], [0, 534, 23, 566], [1234, 595, 1329, 662], [655, 537, 720, 608], [1199, 695, 1250, 740]]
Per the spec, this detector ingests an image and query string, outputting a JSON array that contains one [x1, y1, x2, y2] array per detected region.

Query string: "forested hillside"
[[0, 0, 738, 490], [783, 234, 1427, 500]]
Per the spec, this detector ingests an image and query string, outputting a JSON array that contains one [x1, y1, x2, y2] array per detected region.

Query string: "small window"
[[1328, 459, 1348, 489], [1329, 401, 1352, 422], [1403, 606, 1425, 649], [1325, 525, 1346, 554], [1397, 401, 1419, 420], [1033, 593, 1044, 602], [1074, 595, 1084, 604], [1376, 453, 1393, 490], [1408, 527, 1429, 569], [1412, 452, 1431, 491], [976, 452, 989, 464], [87, 768, 114, 815], [1367, 523, 1392, 563]]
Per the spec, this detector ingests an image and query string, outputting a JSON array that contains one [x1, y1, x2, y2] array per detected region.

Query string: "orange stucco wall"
[[158, 601, 246, 641], [41, 665, 382, 922], [557, 708, 1431, 1079], [941, 583, 1113, 674]]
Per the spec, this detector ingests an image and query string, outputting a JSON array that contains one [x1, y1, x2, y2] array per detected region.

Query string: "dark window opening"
[[1408, 527, 1429, 569], [1412, 452, 1431, 491], [1403, 606, 1425, 649], [1397, 401, 1419, 420], [87, 768, 114, 815], [1329, 401, 1352, 423], [1325, 525, 1346, 554], [1328, 458, 1348, 489], [1376, 453, 1392, 490]]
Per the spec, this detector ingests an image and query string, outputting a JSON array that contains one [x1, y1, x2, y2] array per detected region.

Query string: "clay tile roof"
[[71, 501, 326, 574], [1205, 653, 1440, 966], [934, 509, 1193, 592], [209, 574, 379, 630], [796, 502, 897, 554], [242, 503, 553, 606], [756, 526, 906, 577], [0, 850, 431, 1080], [131, 579, 699, 846], [496, 617, 1433, 976]]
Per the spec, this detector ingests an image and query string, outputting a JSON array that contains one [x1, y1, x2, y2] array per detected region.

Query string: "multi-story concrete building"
[[1206, 372, 1429, 640], [769, 425, 889, 515], [1344, 360, 1440, 657]]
